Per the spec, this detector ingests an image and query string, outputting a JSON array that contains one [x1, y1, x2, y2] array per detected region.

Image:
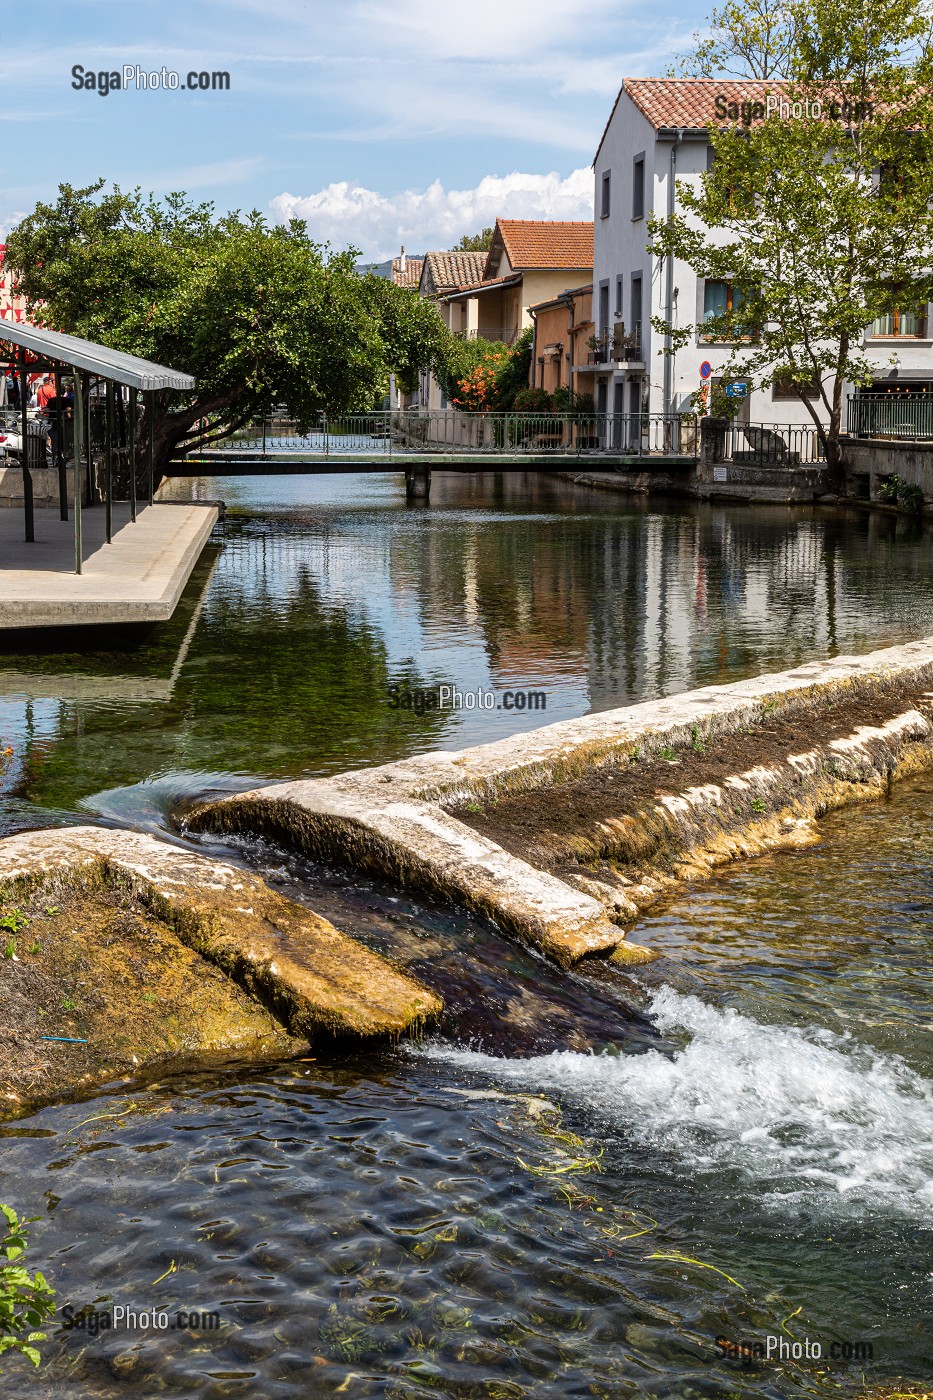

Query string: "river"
[[0, 473, 930, 1398]]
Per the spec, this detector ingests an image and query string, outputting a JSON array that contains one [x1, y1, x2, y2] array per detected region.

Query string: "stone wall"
[[0, 465, 74, 507], [843, 437, 933, 505]]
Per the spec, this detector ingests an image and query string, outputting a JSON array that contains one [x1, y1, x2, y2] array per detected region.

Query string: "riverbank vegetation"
[[0, 1206, 55, 1370], [5, 183, 449, 480]]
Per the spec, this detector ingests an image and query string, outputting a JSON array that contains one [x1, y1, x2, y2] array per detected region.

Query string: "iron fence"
[[219, 410, 696, 459], [847, 394, 933, 441], [452, 328, 524, 346], [711, 420, 826, 466]]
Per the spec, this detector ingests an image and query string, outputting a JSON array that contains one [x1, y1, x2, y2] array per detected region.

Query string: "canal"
[[0, 473, 930, 1397]]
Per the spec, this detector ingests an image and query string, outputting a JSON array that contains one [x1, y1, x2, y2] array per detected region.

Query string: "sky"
[[0, 0, 696, 261]]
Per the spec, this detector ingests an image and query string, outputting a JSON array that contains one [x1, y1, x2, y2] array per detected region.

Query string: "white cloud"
[[271, 167, 595, 261], [0, 212, 27, 241]]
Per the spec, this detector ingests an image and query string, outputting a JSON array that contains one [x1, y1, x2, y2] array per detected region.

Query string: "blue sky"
[[1, 0, 695, 260]]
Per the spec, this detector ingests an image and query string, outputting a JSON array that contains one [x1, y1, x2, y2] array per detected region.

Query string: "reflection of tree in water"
[[10, 554, 451, 816], [6, 489, 933, 819]]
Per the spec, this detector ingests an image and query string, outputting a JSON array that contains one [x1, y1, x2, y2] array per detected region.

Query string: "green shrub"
[[0, 1205, 56, 1370], [513, 386, 553, 413], [878, 474, 924, 514]]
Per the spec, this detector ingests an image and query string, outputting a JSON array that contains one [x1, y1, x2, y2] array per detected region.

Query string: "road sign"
[[699, 361, 712, 379], [725, 382, 748, 398]]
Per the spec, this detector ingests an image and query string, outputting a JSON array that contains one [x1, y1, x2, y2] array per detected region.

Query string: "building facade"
[[527, 285, 593, 401], [441, 220, 593, 349], [592, 78, 933, 431]]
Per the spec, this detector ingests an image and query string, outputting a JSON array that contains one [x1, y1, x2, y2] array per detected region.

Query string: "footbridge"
[[167, 410, 697, 498]]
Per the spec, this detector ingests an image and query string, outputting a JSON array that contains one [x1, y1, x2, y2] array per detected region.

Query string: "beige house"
[[415, 252, 486, 409], [441, 220, 593, 346], [415, 222, 593, 409]]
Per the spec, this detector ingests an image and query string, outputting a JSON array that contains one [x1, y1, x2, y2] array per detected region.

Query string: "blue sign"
[[725, 382, 748, 398], [699, 361, 712, 379]]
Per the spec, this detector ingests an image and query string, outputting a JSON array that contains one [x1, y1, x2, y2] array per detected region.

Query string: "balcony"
[[453, 327, 523, 346], [584, 331, 642, 366]]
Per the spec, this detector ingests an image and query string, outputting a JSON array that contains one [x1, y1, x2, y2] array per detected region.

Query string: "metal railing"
[[586, 336, 642, 365], [218, 410, 697, 459], [847, 393, 933, 441], [710, 420, 826, 466], [452, 328, 524, 346]]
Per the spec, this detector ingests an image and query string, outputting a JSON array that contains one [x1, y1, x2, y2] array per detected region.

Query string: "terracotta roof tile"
[[494, 220, 593, 271], [442, 272, 523, 299], [391, 256, 424, 288], [421, 250, 487, 295], [625, 77, 787, 130]]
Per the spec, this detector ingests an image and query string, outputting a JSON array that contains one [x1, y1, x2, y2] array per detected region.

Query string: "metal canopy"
[[0, 318, 195, 391]]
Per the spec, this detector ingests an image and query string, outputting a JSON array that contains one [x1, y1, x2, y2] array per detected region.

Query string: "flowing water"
[[0, 474, 931, 1398]]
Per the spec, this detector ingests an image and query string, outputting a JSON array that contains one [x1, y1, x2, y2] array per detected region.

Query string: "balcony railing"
[[847, 393, 933, 441], [452, 327, 524, 346], [217, 410, 697, 459], [586, 336, 642, 365]]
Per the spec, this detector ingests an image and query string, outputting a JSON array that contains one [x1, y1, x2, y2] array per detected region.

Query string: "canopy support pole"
[[73, 370, 84, 574], [19, 358, 34, 543], [54, 370, 68, 521], [146, 391, 155, 505], [128, 388, 137, 522], [104, 380, 114, 544]]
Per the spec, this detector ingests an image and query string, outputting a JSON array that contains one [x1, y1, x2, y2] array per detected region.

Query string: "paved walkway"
[[0, 502, 219, 628]]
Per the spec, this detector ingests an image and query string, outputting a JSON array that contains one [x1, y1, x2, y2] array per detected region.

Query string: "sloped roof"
[[0, 318, 195, 390], [493, 220, 593, 272], [527, 283, 593, 312], [594, 78, 790, 163], [391, 256, 424, 289], [421, 250, 487, 295], [627, 77, 785, 128], [442, 272, 523, 301]]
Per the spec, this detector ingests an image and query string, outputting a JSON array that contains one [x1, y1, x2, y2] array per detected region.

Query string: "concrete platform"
[[0, 502, 219, 628]]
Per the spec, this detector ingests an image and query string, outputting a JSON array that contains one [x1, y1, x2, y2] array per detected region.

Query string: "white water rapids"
[[423, 987, 933, 1221]]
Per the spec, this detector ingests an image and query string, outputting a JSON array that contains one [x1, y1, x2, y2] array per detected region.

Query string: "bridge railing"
[[222, 411, 697, 458]]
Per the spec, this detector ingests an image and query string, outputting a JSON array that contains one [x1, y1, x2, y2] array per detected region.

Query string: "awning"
[[877, 367, 933, 383], [0, 319, 195, 391]]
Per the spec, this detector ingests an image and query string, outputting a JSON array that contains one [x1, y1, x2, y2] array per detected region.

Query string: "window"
[[773, 371, 820, 399], [601, 171, 611, 218], [632, 155, 645, 219], [703, 279, 750, 339], [870, 304, 927, 337], [615, 276, 623, 315], [706, 143, 717, 171], [599, 282, 610, 336], [630, 274, 643, 350]]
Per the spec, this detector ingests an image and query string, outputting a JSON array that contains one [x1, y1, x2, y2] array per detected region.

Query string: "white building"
[[591, 78, 933, 432]]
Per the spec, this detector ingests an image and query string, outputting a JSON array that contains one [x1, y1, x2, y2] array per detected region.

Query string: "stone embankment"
[[188, 638, 933, 968], [0, 827, 440, 1116]]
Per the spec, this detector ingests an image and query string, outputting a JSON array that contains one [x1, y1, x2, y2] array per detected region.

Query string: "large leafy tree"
[[5, 181, 445, 476], [672, 0, 799, 78], [452, 228, 494, 252], [651, 0, 933, 483]]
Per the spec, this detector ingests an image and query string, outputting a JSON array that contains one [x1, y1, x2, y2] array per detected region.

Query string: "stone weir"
[[0, 828, 440, 1117], [187, 637, 933, 968]]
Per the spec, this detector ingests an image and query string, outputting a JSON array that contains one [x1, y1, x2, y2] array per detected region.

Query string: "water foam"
[[422, 988, 933, 1219]]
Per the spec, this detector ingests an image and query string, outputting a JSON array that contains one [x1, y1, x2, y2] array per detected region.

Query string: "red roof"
[[391, 256, 423, 289], [594, 78, 791, 162], [493, 219, 593, 272], [421, 250, 487, 295]]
